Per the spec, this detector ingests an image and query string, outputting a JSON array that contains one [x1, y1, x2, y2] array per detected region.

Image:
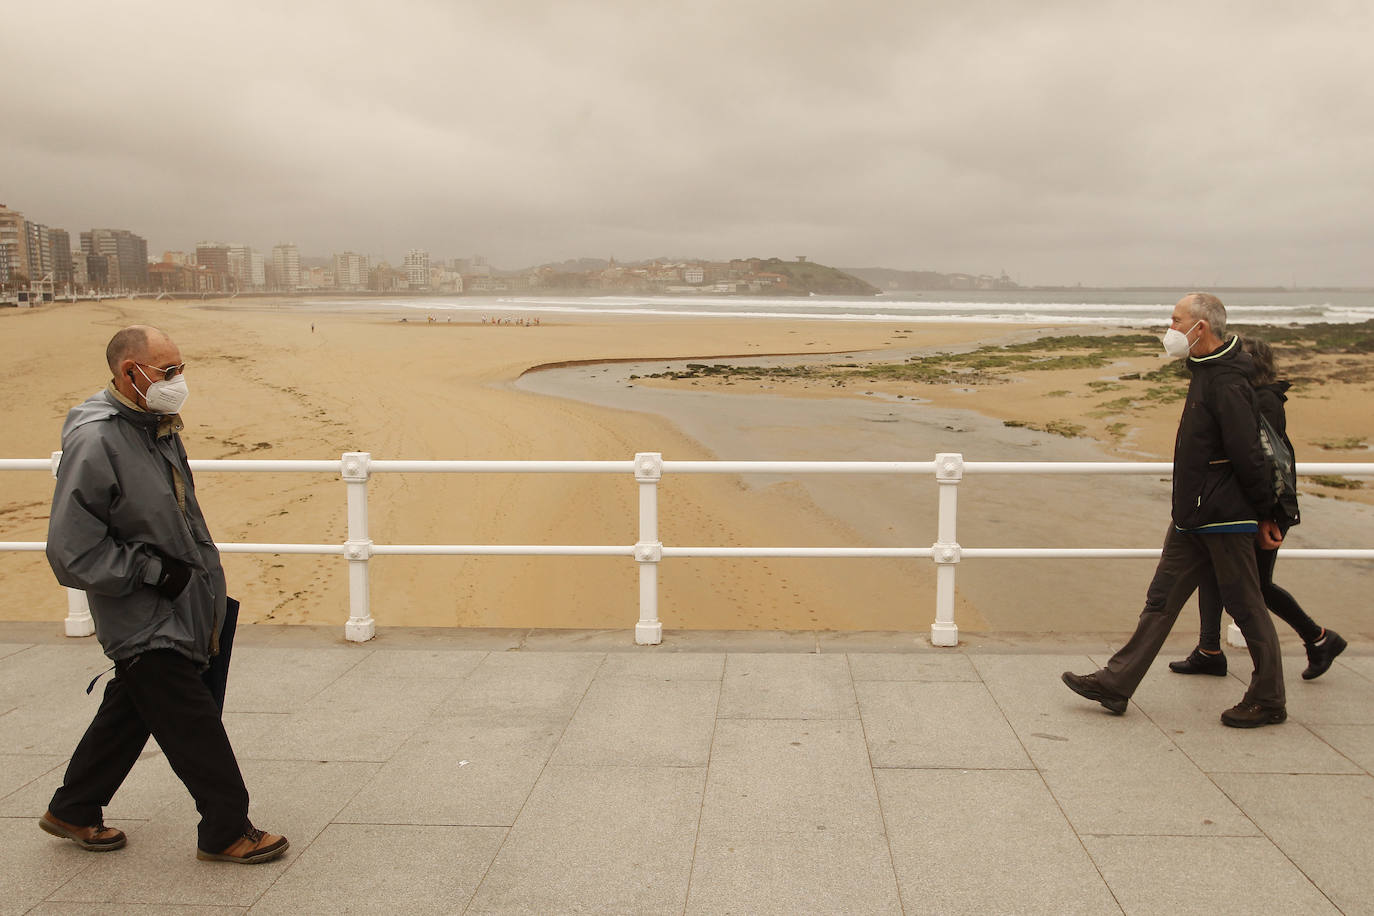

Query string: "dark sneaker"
[[1221, 701, 1287, 728], [1061, 671, 1128, 715], [1302, 630, 1347, 680], [1168, 647, 1228, 676], [197, 827, 289, 864], [39, 811, 126, 851]]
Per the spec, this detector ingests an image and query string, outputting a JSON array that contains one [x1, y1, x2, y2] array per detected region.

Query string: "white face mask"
[[1162, 321, 1200, 358], [134, 364, 190, 414]]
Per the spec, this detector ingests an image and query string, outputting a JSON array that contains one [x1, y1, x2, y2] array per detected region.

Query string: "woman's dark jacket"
[[1171, 336, 1277, 532]]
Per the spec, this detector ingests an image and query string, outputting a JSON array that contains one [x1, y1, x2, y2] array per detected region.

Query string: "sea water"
[[307, 288, 1374, 327]]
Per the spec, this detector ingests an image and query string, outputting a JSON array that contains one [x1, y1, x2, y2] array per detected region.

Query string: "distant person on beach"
[[1169, 336, 1346, 680], [41, 325, 288, 863], [1063, 293, 1288, 728]]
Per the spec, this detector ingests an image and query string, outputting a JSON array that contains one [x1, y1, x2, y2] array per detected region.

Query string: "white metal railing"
[[2, 452, 1372, 646]]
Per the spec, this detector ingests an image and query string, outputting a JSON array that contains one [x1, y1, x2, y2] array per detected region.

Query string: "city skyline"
[[4, 2, 1373, 288]]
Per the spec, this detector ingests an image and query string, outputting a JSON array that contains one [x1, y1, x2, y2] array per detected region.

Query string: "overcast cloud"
[[4, 0, 1372, 285]]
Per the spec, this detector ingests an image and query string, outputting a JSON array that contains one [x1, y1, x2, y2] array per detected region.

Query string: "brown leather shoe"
[[39, 810, 127, 851], [197, 827, 289, 864]]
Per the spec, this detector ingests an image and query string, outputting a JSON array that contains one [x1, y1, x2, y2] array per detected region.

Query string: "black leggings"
[[1197, 545, 1322, 651]]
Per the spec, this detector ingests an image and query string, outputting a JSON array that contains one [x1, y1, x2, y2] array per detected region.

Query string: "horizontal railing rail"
[[2, 453, 1371, 645]]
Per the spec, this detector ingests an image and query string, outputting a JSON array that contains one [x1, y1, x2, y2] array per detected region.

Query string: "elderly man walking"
[[1063, 293, 1287, 727], [41, 325, 287, 862]]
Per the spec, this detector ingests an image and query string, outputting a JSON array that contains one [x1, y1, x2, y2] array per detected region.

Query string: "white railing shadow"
[[2, 452, 1371, 646]]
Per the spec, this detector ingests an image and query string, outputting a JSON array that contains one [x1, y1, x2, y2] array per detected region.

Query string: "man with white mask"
[[41, 326, 288, 863], [1062, 293, 1288, 728]]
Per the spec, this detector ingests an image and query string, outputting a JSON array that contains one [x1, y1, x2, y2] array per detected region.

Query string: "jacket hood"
[[63, 387, 181, 438], [1258, 379, 1291, 401]]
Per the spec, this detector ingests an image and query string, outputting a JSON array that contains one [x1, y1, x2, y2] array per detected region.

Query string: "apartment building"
[[403, 249, 430, 289], [271, 243, 301, 291], [81, 228, 148, 290], [0, 204, 29, 287], [334, 251, 369, 290]]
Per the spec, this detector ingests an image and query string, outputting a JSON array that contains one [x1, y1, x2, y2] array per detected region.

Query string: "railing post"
[[50, 450, 95, 638], [342, 452, 375, 642], [64, 587, 94, 638], [930, 452, 963, 647], [634, 452, 663, 645]]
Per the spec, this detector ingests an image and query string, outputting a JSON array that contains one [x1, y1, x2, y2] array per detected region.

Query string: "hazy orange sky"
[[4, 0, 1372, 287]]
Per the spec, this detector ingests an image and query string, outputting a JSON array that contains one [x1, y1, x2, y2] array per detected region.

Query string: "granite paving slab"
[[717, 653, 857, 719], [699, 718, 882, 837], [1213, 773, 1374, 916], [551, 674, 719, 767], [847, 650, 981, 682], [1083, 835, 1338, 915], [336, 713, 564, 826], [434, 650, 603, 720], [220, 647, 365, 714], [857, 680, 1030, 769], [465, 764, 704, 915], [685, 827, 903, 916], [973, 654, 1257, 836], [248, 823, 506, 915], [877, 769, 1118, 916]]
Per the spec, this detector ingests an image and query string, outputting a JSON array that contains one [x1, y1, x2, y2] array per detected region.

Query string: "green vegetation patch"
[[1003, 418, 1087, 438], [1231, 320, 1374, 355], [1310, 475, 1365, 490], [1312, 437, 1367, 450]]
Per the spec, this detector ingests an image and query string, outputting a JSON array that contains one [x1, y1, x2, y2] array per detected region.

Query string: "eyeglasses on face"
[[137, 361, 187, 381]]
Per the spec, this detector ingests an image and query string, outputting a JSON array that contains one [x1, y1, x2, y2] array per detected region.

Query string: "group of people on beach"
[[32, 291, 1348, 868], [480, 314, 541, 326]]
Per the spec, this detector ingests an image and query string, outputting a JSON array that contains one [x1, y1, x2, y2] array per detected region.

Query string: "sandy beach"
[[2, 297, 1370, 638]]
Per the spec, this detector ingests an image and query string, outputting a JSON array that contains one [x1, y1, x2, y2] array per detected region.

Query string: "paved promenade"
[[2, 622, 1371, 915]]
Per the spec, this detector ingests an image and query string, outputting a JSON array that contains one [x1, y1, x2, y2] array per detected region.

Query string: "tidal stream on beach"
[[516, 345, 1374, 637]]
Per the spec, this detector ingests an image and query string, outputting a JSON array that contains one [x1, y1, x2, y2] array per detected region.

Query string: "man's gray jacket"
[[46, 387, 227, 667]]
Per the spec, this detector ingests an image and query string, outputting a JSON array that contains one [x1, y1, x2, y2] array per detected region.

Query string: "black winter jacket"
[[1170, 336, 1277, 531], [1255, 380, 1293, 443]]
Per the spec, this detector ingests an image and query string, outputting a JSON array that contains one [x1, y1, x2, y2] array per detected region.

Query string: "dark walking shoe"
[[1061, 671, 1128, 715], [1302, 630, 1347, 680], [39, 811, 126, 851], [1220, 701, 1287, 728], [1168, 647, 1228, 676], [197, 827, 289, 864]]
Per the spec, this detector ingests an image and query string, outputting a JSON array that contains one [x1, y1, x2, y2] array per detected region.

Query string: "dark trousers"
[[1195, 546, 1322, 650], [1096, 526, 1285, 708], [50, 609, 250, 852]]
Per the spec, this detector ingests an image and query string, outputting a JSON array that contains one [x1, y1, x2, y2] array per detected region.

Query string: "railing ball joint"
[[634, 452, 663, 482], [933, 543, 962, 565]]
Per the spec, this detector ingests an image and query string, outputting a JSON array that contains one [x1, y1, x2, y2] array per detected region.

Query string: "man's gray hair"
[[1183, 292, 1227, 337], [105, 326, 151, 373]]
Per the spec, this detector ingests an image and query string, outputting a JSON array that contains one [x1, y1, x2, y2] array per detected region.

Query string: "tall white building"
[[404, 249, 430, 289], [334, 251, 370, 290], [272, 243, 301, 291]]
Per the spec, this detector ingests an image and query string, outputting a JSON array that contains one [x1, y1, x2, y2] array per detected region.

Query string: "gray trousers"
[[1096, 525, 1285, 708]]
